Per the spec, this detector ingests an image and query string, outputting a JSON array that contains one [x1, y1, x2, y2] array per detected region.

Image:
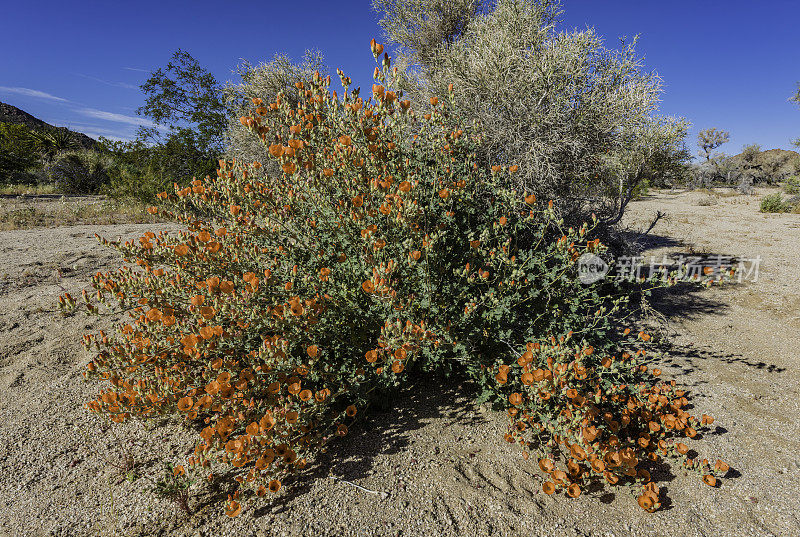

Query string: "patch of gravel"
[[1, 191, 799, 536]]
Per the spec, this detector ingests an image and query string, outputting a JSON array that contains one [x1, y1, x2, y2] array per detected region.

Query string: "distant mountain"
[[0, 101, 98, 150]]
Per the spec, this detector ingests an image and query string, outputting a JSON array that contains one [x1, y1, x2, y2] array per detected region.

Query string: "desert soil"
[[0, 189, 798, 537]]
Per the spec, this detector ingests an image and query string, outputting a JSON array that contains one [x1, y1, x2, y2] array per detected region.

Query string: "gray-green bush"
[[373, 0, 690, 224]]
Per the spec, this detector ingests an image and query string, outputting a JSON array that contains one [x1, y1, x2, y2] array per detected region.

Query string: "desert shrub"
[[696, 195, 718, 206], [67, 44, 728, 516], [759, 193, 792, 213], [373, 0, 690, 226], [100, 137, 217, 204], [783, 176, 800, 195], [46, 150, 116, 194]]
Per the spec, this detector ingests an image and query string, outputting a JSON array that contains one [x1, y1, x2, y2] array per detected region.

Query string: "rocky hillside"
[[0, 101, 97, 149]]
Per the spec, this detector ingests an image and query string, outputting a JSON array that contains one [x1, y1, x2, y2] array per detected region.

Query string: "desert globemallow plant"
[[63, 41, 730, 517]]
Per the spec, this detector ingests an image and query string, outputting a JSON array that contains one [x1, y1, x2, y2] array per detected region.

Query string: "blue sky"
[[1, 0, 798, 154]]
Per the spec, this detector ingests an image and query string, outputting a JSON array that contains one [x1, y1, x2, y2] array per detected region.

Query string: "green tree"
[[137, 49, 227, 154], [121, 49, 226, 197]]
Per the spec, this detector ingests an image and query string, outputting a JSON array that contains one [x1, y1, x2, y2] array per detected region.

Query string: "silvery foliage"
[[373, 0, 689, 224], [223, 50, 326, 170]]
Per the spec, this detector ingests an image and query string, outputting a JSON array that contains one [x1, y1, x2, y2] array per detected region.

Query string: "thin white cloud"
[[78, 108, 164, 130], [76, 74, 138, 90], [0, 86, 69, 102], [123, 67, 150, 73], [53, 122, 135, 138], [80, 132, 133, 143]]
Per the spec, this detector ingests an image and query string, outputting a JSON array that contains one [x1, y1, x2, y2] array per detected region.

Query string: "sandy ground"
[[0, 189, 799, 537]]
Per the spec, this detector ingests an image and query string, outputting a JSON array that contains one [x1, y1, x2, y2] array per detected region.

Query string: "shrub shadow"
[[655, 341, 785, 379], [243, 372, 486, 516]]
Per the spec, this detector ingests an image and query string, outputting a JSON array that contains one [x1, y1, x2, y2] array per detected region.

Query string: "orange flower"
[[177, 397, 193, 412], [714, 460, 730, 473], [362, 280, 375, 293], [290, 301, 305, 316], [508, 393, 523, 406], [525, 194, 536, 204], [391, 361, 404, 374], [286, 411, 299, 424], [521, 372, 534, 385], [429, 97, 438, 106], [703, 474, 717, 487], [552, 470, 567, 484], [352, 195, 364, 207], [307, 345, 319, 358], [438, 188, 450, 199], [336, 424, 348, 436], [590, 458, 605, 473], [365, 350, 378, 363], [299, 389, 312, 402], [223, 500, 243, 519], [637, 495, 654, 511], [260, 412, 276, 430], [539, 458, 554, 473], [570, 444, 587, 461], [675, 443, 689, 455], [338, 135, 352, 146], [346, 405, 357, 417], [269, 479, 282, 493], [399, 181, 411, 192], [542, 481, 555, 495], [205, 380, 220, 395], [567, 483, 581, 498], [173, 465, 185, 476]]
